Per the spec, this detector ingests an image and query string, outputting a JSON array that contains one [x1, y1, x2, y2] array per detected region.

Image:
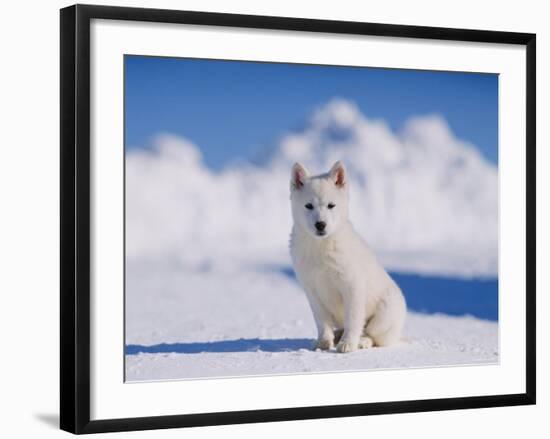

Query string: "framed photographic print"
[[60, 4, 536, 434]]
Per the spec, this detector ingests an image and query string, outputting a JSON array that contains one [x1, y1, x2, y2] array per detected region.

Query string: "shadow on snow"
[[126, 337, 315, 355], [277, 266, 498, 321]]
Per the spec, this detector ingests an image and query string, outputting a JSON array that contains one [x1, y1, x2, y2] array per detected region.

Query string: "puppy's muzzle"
[[315, 221, 327, 233]]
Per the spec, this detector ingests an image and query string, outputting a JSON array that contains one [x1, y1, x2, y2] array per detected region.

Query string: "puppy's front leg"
[[304, 289, 335, 350], [337, 289, 366, 353]]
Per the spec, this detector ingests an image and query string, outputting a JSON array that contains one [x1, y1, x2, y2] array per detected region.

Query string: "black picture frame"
[[60, 3, 536, 434]]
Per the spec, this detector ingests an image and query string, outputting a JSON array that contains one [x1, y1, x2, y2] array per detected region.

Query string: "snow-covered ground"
[[125, 99, 499, 382], [125, 267, 498, 382]]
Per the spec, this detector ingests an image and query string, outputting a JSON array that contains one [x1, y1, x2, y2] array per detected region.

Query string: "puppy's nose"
[[315, 221, 326, 232]]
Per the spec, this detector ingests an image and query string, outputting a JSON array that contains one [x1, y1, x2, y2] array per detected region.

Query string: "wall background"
[[0, 0, 546, 437]]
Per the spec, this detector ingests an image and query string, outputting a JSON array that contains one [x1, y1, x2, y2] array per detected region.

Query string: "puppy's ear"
[[291, 163, 310, 190], [329, 161, 346, 188]]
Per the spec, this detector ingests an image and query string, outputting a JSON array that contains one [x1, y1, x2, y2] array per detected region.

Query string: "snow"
[[125, 98, 499, 381], [125, 266, 498, 382], [126, 98, 498, 278]]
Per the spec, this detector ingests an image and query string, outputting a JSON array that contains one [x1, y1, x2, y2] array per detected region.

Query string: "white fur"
[[289, 161, 406, 353]]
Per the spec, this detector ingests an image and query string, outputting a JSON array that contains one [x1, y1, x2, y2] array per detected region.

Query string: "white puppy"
[[289, 161, 406, 353]]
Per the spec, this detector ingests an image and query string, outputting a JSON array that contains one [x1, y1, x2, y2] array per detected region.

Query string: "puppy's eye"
[[328, 203, 336, 209], [305, 203, 314, 210]]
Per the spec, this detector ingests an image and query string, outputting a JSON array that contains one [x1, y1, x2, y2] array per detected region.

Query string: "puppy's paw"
[[314, 337, 334, 351], [358, 336, 374, 349], [336, 339, 358, 353]]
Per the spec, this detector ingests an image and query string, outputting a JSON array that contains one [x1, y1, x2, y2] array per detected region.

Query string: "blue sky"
[[125, 55, 498, 170]]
